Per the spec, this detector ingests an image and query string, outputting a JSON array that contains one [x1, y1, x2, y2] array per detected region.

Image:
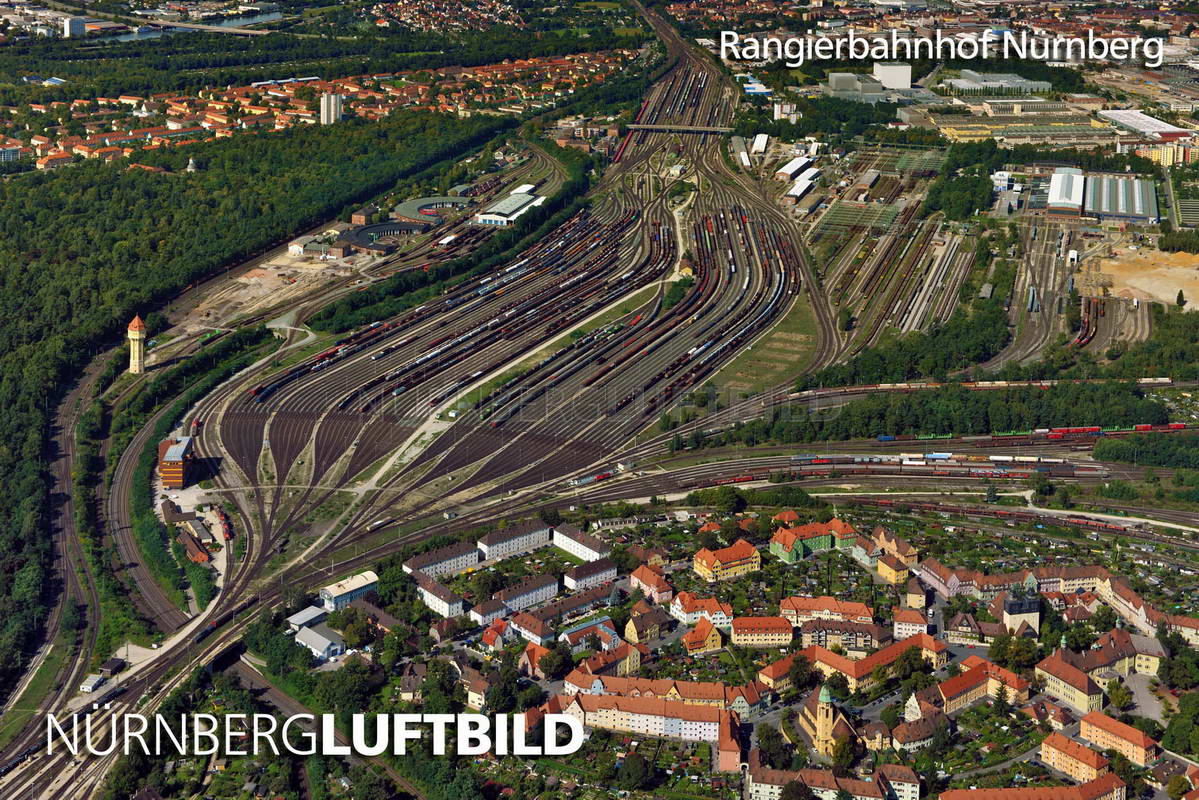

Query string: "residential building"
[[891, 607, 928, 640], [1080, 711, 1159, 767], [939, 774, 1125, 800], [625, 606, 674, 644], [928, 656, 1030, 716], [905, 578, 926, 610], [945, 612, 1007, 645], [745, 749, 920, 800], [731, 616, 793, 648], [509, 611, 554, 646], [892, 712, 947, 752], [476, 521, 551, 560], [561, 618, 621, 655], [760, 634, 947, 693], [780, 596, 873, 627], [349, 598, 400, 633], [468, 597, 508, 627], [630, 563, 674, 603], [401, 540, 480, 578], [1037, 650, 1105, 713], [319, 570, 379, 612], [553, 524, 611, 562], [877, 554, 909, 585], [319, 93, 342, 125], [564, 557, 617, 591], [573, 642, 644, 678], [683, 617, 723, 654], [671, 591, 733, 629], [552, 694, 742, 771], [693, 538, 760, 582], [495, 573, 558, 612], [770, 519, 855, 563], [518, 642, 553, 679], [800, 620, 890, 657], [1041, 732, 1109, 783], [415, 574, 464, 618], [562, 672, 763, 717]]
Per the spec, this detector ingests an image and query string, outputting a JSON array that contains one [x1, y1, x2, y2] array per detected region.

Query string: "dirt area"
[[1079, 248, 1199, 307], [174, 250, 368, 335]]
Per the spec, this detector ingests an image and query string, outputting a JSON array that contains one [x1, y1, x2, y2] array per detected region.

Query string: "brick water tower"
[[127, 315, 146, 374]]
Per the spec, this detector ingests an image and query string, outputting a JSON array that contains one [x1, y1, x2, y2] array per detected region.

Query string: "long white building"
[[477, 521, 551, 560]]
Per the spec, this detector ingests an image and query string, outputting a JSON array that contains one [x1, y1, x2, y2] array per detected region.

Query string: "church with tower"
[[797, 684, 859, 758]]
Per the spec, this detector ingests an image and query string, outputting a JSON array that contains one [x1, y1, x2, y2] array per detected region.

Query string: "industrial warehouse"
[[1046, 168, 1157, 223]]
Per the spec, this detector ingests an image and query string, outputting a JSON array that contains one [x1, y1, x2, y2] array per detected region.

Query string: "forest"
[[0, 26, 645, 104], [1093, 433, 1199, 468], [732, 97, 897, 141], [0, 110, 508, 703], [701, 382, 1166, 446]]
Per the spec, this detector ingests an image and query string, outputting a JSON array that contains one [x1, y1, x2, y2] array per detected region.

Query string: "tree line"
[[0, 26, 645, 106], [701, 382, 1166, 446]]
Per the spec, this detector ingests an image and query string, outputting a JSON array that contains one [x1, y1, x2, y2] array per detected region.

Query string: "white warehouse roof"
[[775, 156, 811, 178], [786, 178, 814, 198], [1097, 109, 1190, 137], [1047, 168, 1084, 210]]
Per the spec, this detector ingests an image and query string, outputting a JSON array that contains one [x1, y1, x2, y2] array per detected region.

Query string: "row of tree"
[[703, 382, 1166, 446]]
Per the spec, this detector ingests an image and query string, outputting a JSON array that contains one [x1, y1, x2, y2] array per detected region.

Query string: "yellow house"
[[682, 618, 723, 655], [692, 538, 760, 583], [1036, 651, 1104, 714], [877, 554, 908, 585], [730, 617, 793, 648]]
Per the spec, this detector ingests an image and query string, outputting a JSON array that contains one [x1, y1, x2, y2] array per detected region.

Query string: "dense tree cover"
[[922, 174, 994, 220], [939, 139, 1155, 177], [705, 383, 1165, 445], [797, 300, 1010, 388], [0, 27, 645, 105], [1158, 627, 1199, 691], [1093, 433, 1199, 468], [0, 112, 503, 696], [1159, 230, 1199, 253], [73, 399, 154, 659], [732, 97, 897, 141], [310, 142, 595, 332], [1162, 687, 1199, 757]]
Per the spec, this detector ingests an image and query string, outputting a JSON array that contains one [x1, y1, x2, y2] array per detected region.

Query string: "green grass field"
[[710, 294, 818, 394]]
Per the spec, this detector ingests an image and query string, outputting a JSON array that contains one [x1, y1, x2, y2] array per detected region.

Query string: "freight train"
[[678, 457, 1107, 490], [848, 497, 1136, 534]]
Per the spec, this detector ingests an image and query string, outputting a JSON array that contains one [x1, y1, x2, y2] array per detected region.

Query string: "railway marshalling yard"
[[4, 8, 1199, 800]]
